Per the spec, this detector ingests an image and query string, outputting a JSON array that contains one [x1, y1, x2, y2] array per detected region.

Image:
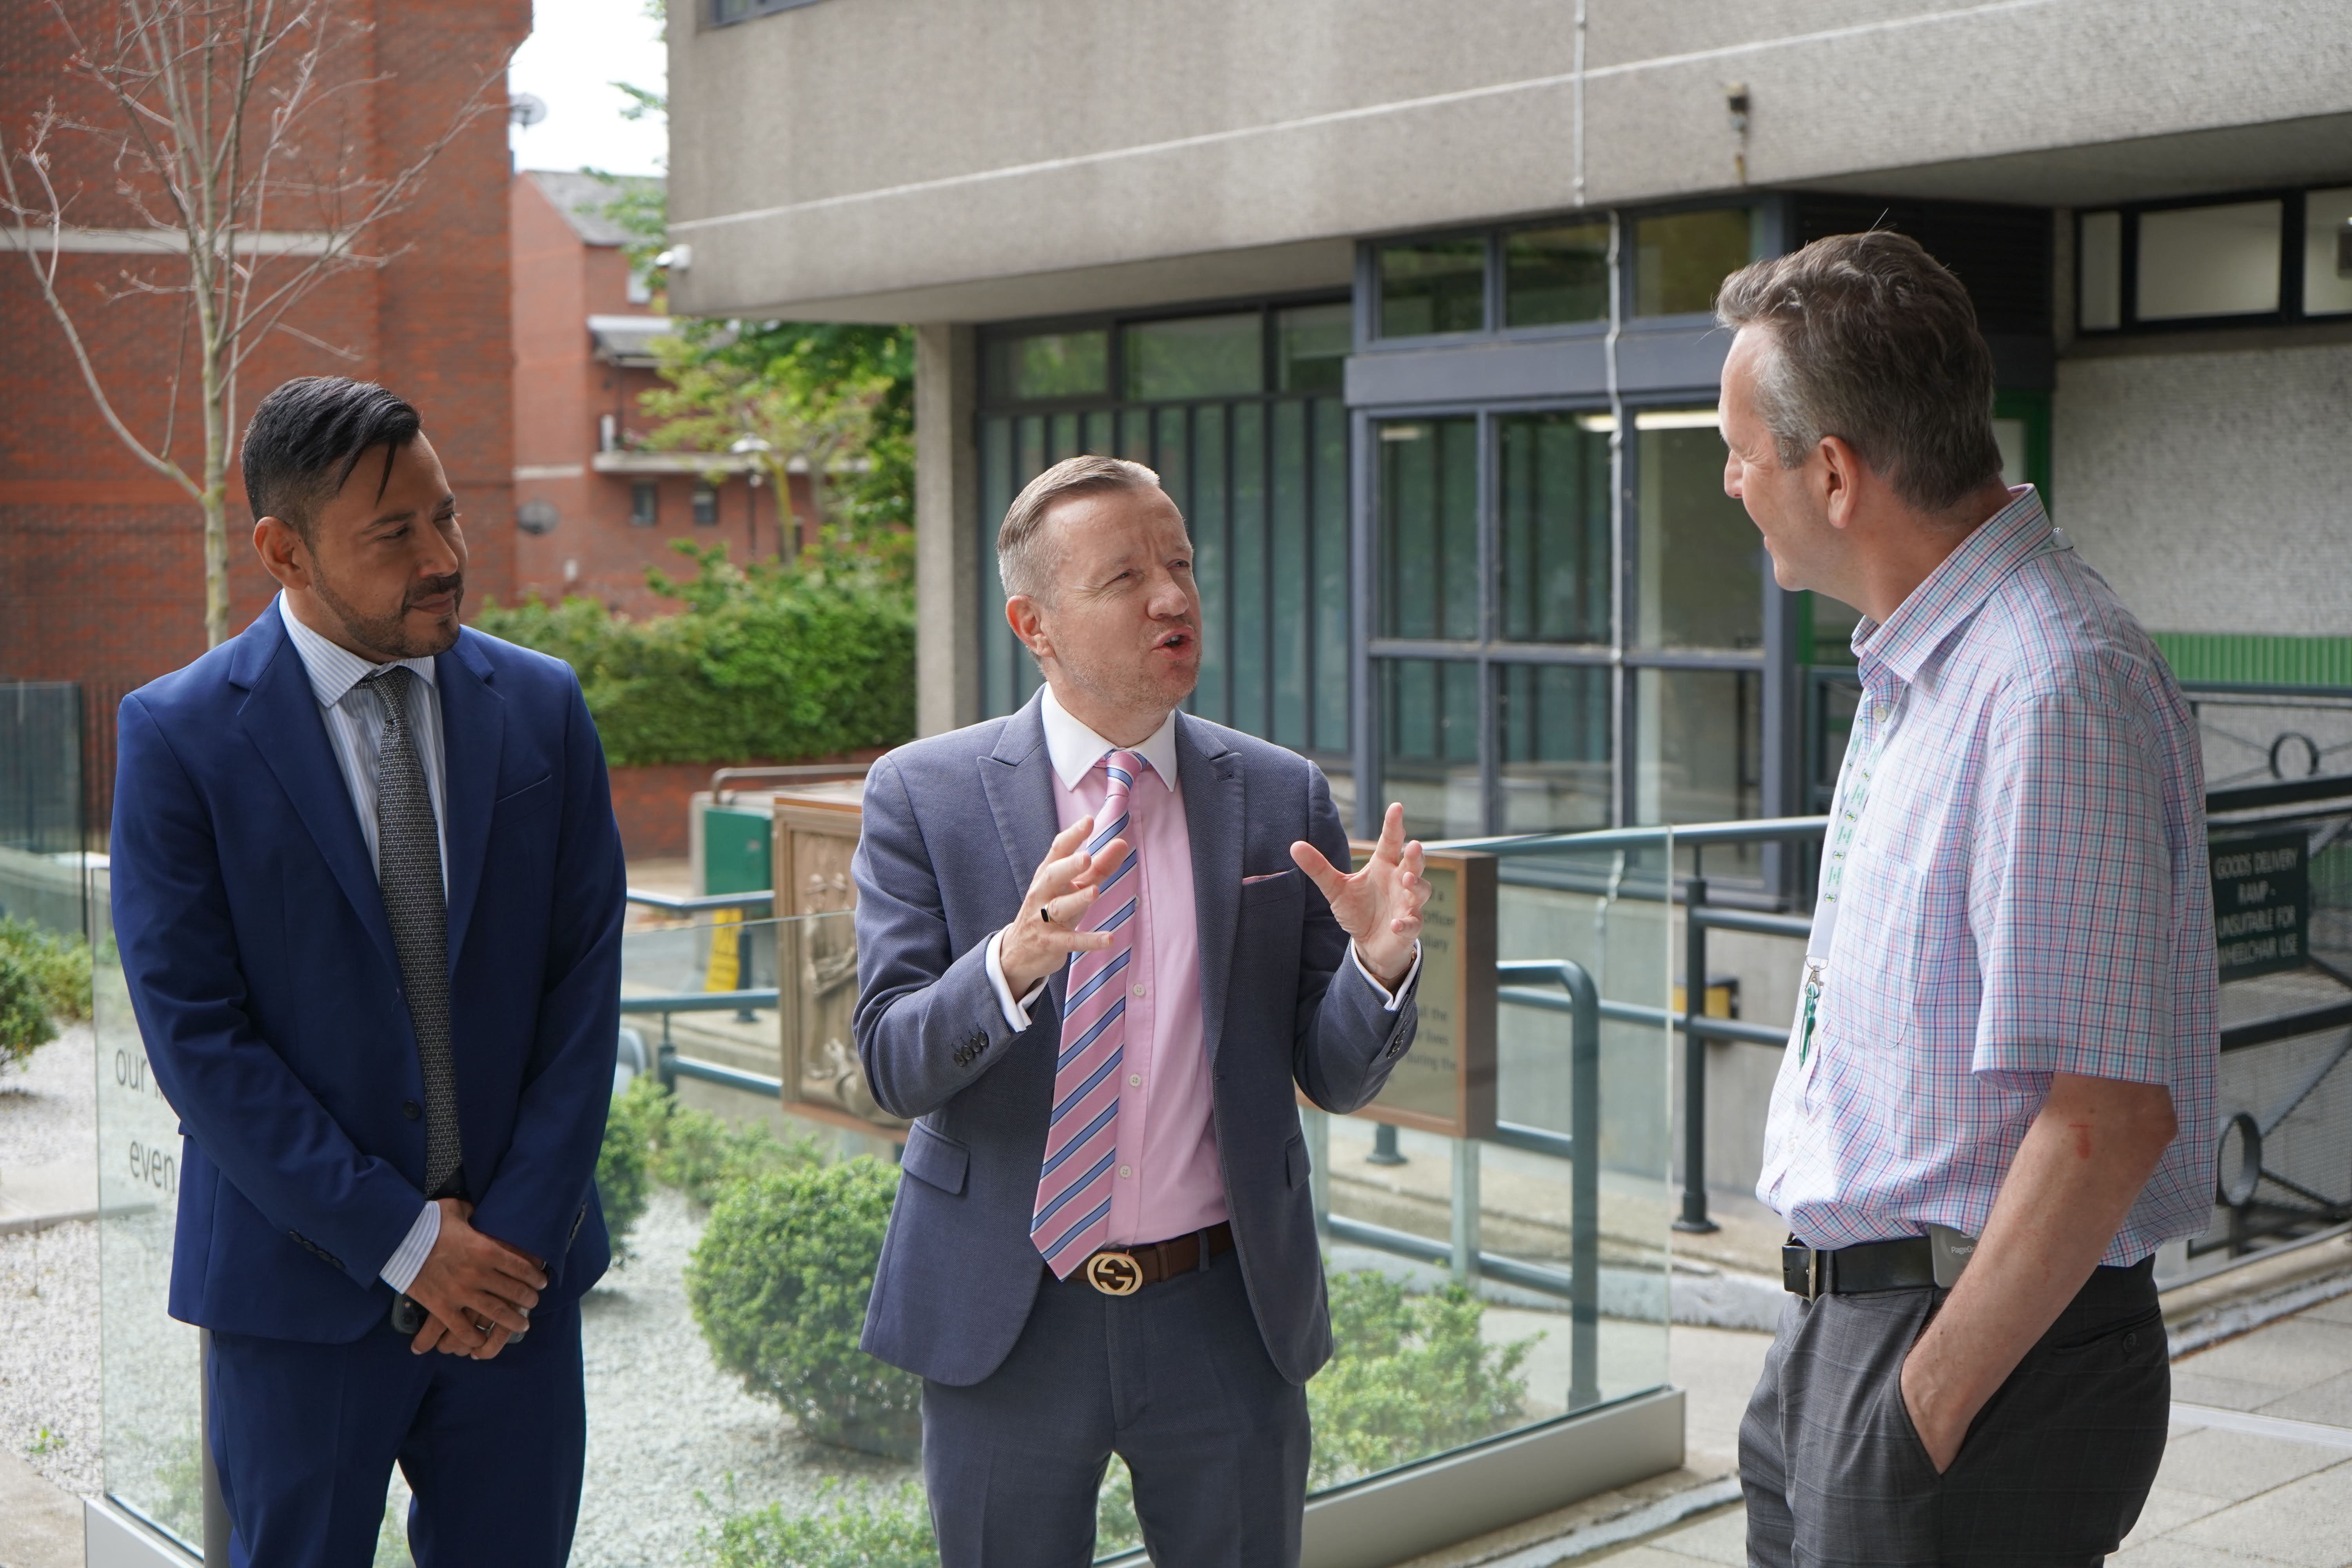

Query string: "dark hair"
[[996, 454, 1163, 602], [241, 377, 422, 539], [1714, 231, 2003, 514]]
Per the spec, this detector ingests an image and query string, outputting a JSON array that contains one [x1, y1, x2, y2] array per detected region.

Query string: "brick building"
[[510, 168, 815, 618], [0, 0, 531, 834]]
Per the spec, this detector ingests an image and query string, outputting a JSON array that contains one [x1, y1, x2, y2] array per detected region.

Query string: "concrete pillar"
[[915, 323, 981, 737]]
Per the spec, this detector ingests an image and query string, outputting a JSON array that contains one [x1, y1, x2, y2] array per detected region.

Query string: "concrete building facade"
[[665, 0, 2352, 846]]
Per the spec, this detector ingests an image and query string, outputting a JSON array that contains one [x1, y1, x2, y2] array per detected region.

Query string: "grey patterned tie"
[[362, 666, 463, 1199]]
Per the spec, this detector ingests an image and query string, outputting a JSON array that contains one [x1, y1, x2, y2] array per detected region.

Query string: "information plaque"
[[2211, 828, 2310, 983], [1295, 843, 1497, 1139]]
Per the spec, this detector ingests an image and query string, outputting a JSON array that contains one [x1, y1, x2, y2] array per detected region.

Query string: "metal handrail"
[[626, 887, 776, 913], [709, 762, 871, 803]]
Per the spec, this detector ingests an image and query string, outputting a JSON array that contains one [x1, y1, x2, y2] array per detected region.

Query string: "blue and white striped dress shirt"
[[275, 597, 448, 1295]]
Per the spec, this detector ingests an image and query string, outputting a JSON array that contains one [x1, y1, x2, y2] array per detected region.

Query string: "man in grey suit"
[[853, 454, 1431, 1566]]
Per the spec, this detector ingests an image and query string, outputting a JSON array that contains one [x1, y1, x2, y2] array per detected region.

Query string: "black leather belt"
[[1782, 1235, 1939, 1299]]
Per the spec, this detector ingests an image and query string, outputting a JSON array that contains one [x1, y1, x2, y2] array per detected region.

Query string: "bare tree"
[[1, 0, 512, 646]]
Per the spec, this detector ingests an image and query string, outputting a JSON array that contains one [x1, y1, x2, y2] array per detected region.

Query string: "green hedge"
[[474, 546, 914, 768], [0, 918, 88, 1072]]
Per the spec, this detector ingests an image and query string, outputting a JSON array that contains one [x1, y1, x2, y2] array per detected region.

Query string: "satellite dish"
[[509, 93, 548, 129]]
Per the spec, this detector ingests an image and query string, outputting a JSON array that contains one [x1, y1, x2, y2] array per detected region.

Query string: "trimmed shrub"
[[0, 918, 91, 1026], [594, 1085, 652, 1264], [706, 1480, 935, 1568], [687, 1157, 921, 1459], [474, 546, 913, 768], [1307, 1270, 1535, 1488], [0, 946, 56, 1073], [625, 1076, 819, 1208]]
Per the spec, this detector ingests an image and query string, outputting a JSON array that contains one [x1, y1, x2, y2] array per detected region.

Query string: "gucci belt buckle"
[[1083, 1250, 1142, 1296]]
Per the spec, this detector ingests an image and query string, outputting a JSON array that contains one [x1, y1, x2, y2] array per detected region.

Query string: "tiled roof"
[[523, 169, 664, 248]]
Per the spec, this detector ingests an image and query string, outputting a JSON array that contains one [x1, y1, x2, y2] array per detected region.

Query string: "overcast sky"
[[507, 0, 669, 178]]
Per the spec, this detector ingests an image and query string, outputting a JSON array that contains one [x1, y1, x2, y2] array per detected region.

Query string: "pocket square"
[[1241, 871, 1293, 885]]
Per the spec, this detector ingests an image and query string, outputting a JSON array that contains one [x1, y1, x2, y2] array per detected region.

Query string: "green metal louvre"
[[2153, 632, 2352, 689]]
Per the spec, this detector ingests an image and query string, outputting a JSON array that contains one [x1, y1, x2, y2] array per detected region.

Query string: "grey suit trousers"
[[920, 1244, 1311, 1568], [1740, 1256, 2169, 1567]]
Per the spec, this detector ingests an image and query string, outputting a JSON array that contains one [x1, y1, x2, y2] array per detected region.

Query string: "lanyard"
[[1797, 693, 1893, 1065]]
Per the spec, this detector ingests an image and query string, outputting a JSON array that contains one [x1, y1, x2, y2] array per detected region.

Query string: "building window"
[[1504, 220, 1611, 328], [1376, 237, 1487, 338], [692, 482, 719, 527], [976, 299, 1353, 776], [982, 329, 1109, 404], [2078, 185, 2352, 332], [2303, 187, 2352, 317], [1632, 208, 1758, 318], [710, 0, 828, 23], [631, 481, 659, 528]]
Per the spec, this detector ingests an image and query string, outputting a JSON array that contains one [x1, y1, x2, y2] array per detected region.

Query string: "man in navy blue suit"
[[111, 377, 626, 1566]]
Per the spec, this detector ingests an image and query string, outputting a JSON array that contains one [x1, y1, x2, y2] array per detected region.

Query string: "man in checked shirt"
[[1716, 233, 2218, 1565]]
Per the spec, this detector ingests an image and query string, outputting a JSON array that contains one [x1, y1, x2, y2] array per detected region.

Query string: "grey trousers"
[[920, 1244, 1312, 1568], [1739, 1256, 2169, 1568]]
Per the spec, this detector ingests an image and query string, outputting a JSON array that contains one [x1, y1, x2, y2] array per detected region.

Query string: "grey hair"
[[1714, 230, 2004, 515], [995, 454, 1163, 602]]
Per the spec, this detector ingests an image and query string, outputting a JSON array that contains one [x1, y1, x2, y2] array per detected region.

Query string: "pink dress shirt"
[[985, 688, 1417, 1246]]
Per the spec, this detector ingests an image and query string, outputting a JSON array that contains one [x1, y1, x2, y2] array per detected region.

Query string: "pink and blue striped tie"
[[1031, 749, 1146, 1277]]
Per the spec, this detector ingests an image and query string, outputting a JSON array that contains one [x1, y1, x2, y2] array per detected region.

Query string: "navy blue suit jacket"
[[110, 603, 626, 1344], [851, 697, 1418, 1388]]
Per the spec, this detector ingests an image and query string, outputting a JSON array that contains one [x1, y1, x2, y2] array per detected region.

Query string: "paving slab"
[[2172, 1367, 2295, 1412], [0, 1448, 82, 1568], [2119, 1484, 2231, 1544], [2150, 1428, 2347, 1503], [2114, 1538, 2306, 1568], [2176, 1317, 2352, 1391], [2303, 1294, 2352, 1327], [1639, 1506, 1746, 1566], [2170, 1459, 2352, 1568], [2257, 1369, 2352, 1430]]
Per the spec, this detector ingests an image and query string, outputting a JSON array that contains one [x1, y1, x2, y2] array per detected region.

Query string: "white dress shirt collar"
[[1039, 684, 1179, 793], [276, 593, 437, 707]]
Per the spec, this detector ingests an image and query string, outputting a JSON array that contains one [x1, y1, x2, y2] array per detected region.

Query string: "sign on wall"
[[2211, 828, 2310, 983], [1297, 844, 1497, 1139]]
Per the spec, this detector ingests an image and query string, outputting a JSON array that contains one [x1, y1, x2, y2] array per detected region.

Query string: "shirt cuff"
[[379, 1200, 441, 1295], [1350, 939, 1422, 1013], [984, 929, 1050, 1031]]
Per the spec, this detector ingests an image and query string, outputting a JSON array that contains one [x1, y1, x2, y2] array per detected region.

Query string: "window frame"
[[2074, 184, 2351, 335], [708, 0, 831, 26], [973, 293, 1356, 763], [1357, 392, 1775, 841], [1359, 196, 1780, 352]]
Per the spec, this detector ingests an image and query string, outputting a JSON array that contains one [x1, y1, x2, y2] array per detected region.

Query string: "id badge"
[[1925, 1223, 1977, 1288]]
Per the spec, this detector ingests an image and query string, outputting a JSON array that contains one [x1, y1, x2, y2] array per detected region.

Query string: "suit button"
[[402, 1100, 421, 1120]]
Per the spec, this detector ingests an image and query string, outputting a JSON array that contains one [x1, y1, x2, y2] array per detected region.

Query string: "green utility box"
[[702, 805, 773, 897]]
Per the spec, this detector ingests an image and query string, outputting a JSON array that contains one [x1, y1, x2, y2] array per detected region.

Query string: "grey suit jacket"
[[851, 695, 1418, 1387]]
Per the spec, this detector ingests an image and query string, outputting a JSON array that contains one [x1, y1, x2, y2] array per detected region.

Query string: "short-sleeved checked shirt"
[[1758, 487, 2218, 1266]]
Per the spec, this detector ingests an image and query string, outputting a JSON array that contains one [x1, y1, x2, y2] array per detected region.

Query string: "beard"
[[1052, 637, 1199, 718], [311, 565, 465, 661]]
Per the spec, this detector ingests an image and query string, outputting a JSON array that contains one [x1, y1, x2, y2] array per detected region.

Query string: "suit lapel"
[[435, 632, 504, 975], [1176, 715, 1244, 1061], [232, 609, 399, 977], [977, 694, 1065, 1012]]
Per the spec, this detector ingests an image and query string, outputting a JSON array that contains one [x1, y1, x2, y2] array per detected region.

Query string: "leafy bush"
[[1307, 1271, 1535, 1488], [0, 947, 56, 1073], [474, 545, 913, 768], [619, 1075, 819, 1208], [0, 918, 91, 1025], [687, 1157, 921, 1459], [595, 1082, 653, 1264], [706, 1480, 935, 1568]]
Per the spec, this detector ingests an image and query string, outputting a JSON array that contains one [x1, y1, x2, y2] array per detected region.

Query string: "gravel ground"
[[571, 1185, 913, 1568], [0, 1023, 97, 1171], [0, 1026, 103, 1497]]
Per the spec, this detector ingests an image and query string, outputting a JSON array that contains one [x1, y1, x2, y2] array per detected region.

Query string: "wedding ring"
[[1038, 905, 1054, 925]]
